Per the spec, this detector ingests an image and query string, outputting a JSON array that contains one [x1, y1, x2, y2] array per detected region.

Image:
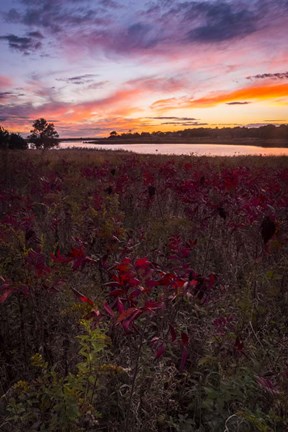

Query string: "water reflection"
[[59, 141, 288, 156]]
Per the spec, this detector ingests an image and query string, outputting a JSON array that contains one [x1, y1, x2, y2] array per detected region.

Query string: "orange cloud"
[[194, 82, 288, 106], [4, 76, 287, 137], [2, 86, 147, 136], [152, 82, 288, 111]]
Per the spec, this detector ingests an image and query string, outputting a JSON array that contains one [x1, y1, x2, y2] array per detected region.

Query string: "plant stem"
[[125, 331, 144, 432], [201, 218, 215, 275]]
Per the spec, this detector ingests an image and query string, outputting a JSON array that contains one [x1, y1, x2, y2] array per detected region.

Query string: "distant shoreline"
[[59, 125, 288, 148], [84, 137, 288, 148]]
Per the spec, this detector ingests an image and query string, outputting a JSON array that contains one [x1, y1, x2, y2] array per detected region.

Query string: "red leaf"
[[50, 250, 71, 264], [80, 295, 93, 305], [145, 279, 158, 288], [109, 289, 125, 297], [256, 376, 280, 395], [181, 332, 189, 347], [135, 257, 151, 269], [117, 307, 139, 323], [158, 273, 175, 286], [180, 347, 188, 371], [71, 287, 94, 306], [208, 273, 217, 287], [180, 247, 190, 258], [116, 298, 125, 314], [117, 263, 131, 272], [121, 309, 142, 331], [143, 300, 164, 311], [68, 247, 97, 271], [169, 324, 177, 342], [127, 277, 141, 287], [128, 288, 142, 300], [116, 257, 132, 272], [155, 343, 166, 359], [103, 302, 115, 317], [0, 287, 13, 303], [174, 278, 186, 289], [69, 247, 85, 258]]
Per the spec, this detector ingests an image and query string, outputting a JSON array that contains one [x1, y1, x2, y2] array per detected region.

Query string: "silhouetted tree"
[[258, 125, 276, 139], [109, 131, 118, 138], [28, 118, 59, 150], [9, 133, 28, 149], [0, 126, 10, 150], [276, 124, 288, 139]]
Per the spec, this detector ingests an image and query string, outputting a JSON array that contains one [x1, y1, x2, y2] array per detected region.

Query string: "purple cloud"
[[4, 0, 282, 57], [0, 33, 43, 54], [185, 1, 257, 43]]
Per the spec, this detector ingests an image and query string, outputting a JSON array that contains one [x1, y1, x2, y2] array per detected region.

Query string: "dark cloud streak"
[[0, 91, 14, 98], [247, 72, 288, 80], [0, 91, 25, 99], [149, 116, 198, 120], [6, 1, 111, 34], [161, 121, 207, 126], [226, 101, 251, 105], [0, 33, 43, 54], [56, 74, 99, 85]]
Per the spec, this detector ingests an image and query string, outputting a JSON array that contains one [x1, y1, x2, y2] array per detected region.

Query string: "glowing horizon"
[[0, 0, 287, 137]]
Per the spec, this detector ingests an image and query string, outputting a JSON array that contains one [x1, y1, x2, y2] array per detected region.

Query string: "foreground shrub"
[[0, 150, 288, 431], [2, 320, 116, 431]]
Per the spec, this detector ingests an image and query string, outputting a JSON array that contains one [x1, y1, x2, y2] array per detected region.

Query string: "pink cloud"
[[0, 75, 12, 88], [1, 85, 147, 135]]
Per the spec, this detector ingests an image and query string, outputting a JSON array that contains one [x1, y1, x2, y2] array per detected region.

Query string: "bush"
[[0, 150, 288, 431]]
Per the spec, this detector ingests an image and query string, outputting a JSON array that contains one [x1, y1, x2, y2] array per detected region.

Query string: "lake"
[[58, 141, 288, 156]]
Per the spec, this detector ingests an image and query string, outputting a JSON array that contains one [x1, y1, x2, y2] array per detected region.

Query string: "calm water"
[[59, 141, 288, 156]]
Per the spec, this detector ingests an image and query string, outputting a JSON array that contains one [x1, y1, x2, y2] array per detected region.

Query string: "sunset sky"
[[0, 0, 288, 137]]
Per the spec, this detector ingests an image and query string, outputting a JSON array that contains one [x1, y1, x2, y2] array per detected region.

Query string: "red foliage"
[[0, 281, 14, 303]]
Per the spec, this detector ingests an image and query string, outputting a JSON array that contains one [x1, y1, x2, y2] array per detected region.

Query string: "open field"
[[1, 150, 288, 431]]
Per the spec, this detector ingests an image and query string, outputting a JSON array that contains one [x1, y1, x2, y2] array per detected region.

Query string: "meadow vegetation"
[[0, 149, 287, 431]]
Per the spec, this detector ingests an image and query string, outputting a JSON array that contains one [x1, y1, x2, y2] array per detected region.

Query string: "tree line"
[[1, 120, 287, 150], [109, 124, 288, 141], [0, 118, 59, 150], [0, 126, 27, 150]]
